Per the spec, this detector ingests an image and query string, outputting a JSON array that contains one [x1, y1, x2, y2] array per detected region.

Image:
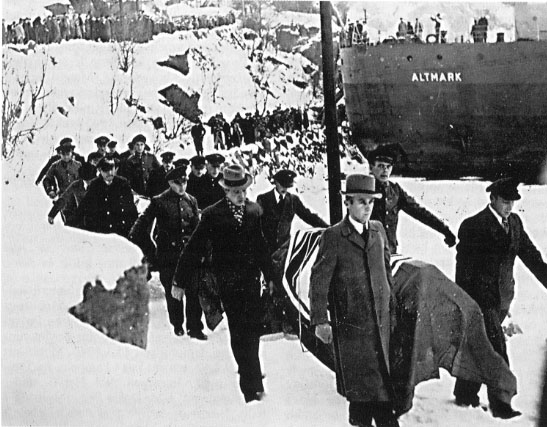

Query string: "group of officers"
[[37, 136, 547, 424]]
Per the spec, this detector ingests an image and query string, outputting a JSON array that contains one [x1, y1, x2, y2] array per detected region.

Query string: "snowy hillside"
[[3, 6, 547, 427]]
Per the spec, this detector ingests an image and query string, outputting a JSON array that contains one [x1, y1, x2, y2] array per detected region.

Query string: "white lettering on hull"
[[412, 72, 462, 82]]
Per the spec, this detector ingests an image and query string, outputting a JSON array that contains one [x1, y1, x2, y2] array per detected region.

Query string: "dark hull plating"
[[340, 41, 547, 182]]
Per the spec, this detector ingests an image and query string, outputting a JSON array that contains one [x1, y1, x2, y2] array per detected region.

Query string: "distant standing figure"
[[431, 13, 442, 42], [191, 118, 206, 157], [397, 18, 407, 38], [415, 18, 423, 40], [453, 178, 547, 419]]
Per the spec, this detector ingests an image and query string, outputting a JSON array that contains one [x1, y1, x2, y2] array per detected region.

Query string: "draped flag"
[[280, 228, 517, 415]]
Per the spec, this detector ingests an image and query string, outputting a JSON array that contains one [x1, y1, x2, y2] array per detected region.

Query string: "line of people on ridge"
[[38, 136, 547, 423]]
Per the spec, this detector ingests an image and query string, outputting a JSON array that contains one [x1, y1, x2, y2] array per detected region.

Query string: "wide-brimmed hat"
[[219, 164, 252, 190], [341, 174, 382, 198], [486, 177, 521, 201]]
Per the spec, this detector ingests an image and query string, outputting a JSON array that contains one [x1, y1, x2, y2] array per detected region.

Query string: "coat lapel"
[[341, 216, 366, 249]]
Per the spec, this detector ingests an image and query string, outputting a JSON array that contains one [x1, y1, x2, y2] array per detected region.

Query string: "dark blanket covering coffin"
[[275, 229, 517, 415]]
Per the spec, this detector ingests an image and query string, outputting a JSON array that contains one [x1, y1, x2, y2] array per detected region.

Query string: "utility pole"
[[320, 1, 343, 224]]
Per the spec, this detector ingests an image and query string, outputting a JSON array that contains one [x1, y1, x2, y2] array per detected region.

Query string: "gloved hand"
[[48, 191, 57, 199], [315, 323, 333, 344], [444, 230, 456, 247], [47, 216, 54, 225], [171, 285, 184, 301]]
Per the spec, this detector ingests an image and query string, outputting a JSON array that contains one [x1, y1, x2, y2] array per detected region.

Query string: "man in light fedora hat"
[[309, 174, 400, 427], [173, 164, 274, 403]]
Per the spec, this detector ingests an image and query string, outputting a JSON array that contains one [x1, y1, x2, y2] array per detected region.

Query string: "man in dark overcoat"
[[257, 169, 328, 334], [309, 174, 400, 427], [172, 164, 274, 403], [146, 151, 175, 197], [87, 135, 109, 162], [257, 169, 328, 255], [453, 178, 547, 419], [130, 166, 203, 338], [125, 134, 160, 196], [200, 153, 226, 208], [74, 158, 137, 238], [186, 155, 207, 209], [369, 146, 456, 254]]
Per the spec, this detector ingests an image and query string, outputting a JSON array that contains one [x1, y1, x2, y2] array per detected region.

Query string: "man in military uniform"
[[125, 134, 160, 196], [106, 140, 120, 161], [191, 118, 206, 157], [172, 164, 274, 402], [146, 151, 175, 197], [87, 135, 109, 162], [186, 155, 207, 208], [130, 166, 203, 338], [43, 142, 82, 199], [74, 157, 137, 238], [201, 153, 226, 208], [369, 146, 456, 254], [47, 162, 96, 227], [35, 137, 85, 186], [453, 178, 547, 419]]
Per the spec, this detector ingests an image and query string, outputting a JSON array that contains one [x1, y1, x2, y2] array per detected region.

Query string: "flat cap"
[[166, 166, 188, 181], [174, 158, 190, 168], [96, 157, 118, 171], [94, 135, 110, 146], [486, 177, 521, 200], [160, 151, 176, 161], [132, 133, 147, 144], [205, 153, 226, 165], [273, 169, 297, 188]]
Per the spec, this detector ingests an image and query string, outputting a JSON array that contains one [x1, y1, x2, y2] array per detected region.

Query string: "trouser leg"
[[159, 267, 185, 329], [185, 281, 204, 334]]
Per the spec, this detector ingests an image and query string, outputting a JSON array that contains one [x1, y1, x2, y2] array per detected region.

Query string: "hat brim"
[[219, 174, 252, 190], [340, 190, 382, 199]]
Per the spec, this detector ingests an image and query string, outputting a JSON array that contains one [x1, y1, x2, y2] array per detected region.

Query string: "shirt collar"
[[347, 214, 367, 234], [488, 203, 505, 226], [274, 189, 285, 203]]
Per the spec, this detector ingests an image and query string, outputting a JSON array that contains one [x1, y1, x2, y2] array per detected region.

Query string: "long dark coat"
[[186, 173, 208, 209], [456, 206, 547, 311], [309, 217, 394, 402], [146, 165, 171, 198], [199, 173, 225, 209], [257, 189, 328, 254], [75, 176, 137, 237], [125, 152, 160, 196], [129, 189, 199, 269], [371, 180, 451, 254], [174, 198, 273, 289]]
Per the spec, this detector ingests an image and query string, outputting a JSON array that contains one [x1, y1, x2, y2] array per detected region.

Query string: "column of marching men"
[[37, 136, 547, 424]]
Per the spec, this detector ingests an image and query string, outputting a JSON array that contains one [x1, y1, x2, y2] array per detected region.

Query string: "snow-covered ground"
[[2, 6, 547, 427]]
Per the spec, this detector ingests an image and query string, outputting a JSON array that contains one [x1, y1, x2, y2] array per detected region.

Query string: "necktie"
[[361, 228, 368, 246], [502, 217, 510, 234]]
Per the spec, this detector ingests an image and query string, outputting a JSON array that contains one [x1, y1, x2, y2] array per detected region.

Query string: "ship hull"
[[341, 41, 547, 182]]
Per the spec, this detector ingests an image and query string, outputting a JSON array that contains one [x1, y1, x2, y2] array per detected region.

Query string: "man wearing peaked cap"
[[47, 162, 97, 227], [86, 135, 109, 163], [43, 141, 82, 199], [369, 144, 456, 254], [174, 158, 190, 169], [146, 151, 176, 197], [200, 153, 226, 209], [186, 155, 208, 209], [125, 134, 160, 196], [309, 173, 400, 427], [35, 137, 85, 186], [257, 169, 328, 335], [73, 156, 137, 238], [106, 140, 120, 161], [172, 163, 274, 402], [453, 177, 547, 419], [130, 163, 202, 339]]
